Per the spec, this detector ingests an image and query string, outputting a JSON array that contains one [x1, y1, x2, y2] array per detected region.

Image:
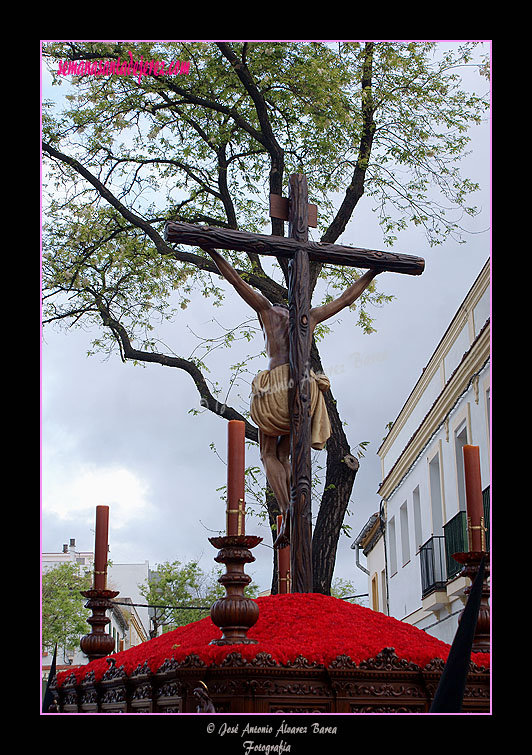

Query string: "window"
[[454, 422, 469, 512], [413, 486, 422, 553], [429, 452, 443, 535], [388, 516, 397, 575], [400, 502, 410, 565], [371, 574, 379, 611], [380, 569, 387, 614]]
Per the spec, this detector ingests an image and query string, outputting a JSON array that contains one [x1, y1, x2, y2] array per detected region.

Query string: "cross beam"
[[164, 223, 425, 275], [164, 174, 425, 593]]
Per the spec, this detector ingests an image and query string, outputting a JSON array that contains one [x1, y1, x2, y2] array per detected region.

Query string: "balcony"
[[420, 486, 490, 600], [420, 536, 447, 598], [443, 511, 468, 580], [483, 486, 490, 551]]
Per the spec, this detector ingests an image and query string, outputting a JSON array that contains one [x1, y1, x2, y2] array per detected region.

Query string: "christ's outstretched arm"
[[309, 269, 380, 331], [205, 248, 272, 314]]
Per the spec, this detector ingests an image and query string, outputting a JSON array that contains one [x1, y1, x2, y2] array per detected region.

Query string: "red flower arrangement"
[[56, 593, 489, 687]]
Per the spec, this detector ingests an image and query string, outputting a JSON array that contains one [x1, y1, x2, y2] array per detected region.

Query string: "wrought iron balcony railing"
[[483, 486, 490, 551], [419, 486, 490, 596], [419, 536, 447, 597], [443, 511, 468, 580]]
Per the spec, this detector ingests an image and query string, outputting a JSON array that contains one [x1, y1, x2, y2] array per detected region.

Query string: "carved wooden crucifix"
[[164, 173, 424, 593]]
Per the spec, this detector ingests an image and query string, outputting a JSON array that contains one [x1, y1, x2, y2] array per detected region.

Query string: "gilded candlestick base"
[[452, 551, 490, 653], [208, 535, 262, 645], [79, 588, 119, 662]]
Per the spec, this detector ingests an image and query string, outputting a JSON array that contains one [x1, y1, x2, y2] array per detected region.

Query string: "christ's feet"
[[273, 512, 290, 549]]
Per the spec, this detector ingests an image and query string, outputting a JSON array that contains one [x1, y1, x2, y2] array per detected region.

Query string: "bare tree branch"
[[42, 140, 288, 304], [322, 42, 376, 245], [95, 296, 259, 442]]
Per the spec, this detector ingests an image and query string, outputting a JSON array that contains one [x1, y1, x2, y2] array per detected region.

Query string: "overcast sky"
[[40, 42, 491, 601]]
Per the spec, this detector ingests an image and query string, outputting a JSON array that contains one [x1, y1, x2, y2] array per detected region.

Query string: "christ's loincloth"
[[250, 364, 331, 450]]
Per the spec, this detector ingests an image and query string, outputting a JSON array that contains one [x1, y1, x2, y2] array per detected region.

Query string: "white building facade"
[[371, 261, 490, 644], [41, 540, 152, 680], [352, 512, 388, 614]]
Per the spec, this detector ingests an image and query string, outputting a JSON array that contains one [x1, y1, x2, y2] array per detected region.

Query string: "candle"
[[463, 445, 485, 552], [94, 505, 110, 589], [227, 420, 245, 536], [277, 514, 290, 594]]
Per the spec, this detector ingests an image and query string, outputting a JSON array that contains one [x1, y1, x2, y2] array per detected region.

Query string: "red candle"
[[277, 515, 290, 594], [227, 420, 246, 536], [463, 445, 485, 552], [94, 505, 110, 589]]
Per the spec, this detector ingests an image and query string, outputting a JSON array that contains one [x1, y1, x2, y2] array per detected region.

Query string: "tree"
[[139, 559, 259, 633], [41, 562, 93, 658], [41, 41, 489, 594], [330, 576, 364, 604]]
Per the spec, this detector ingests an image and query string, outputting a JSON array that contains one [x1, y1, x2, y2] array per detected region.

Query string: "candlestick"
[[226, 420, 246, 536], [94, 505, 110, 589], [79, 587, 119, 661], [451, 551, 490, 652], [463, 446, 485, 552], [80, 505, 117, 662], [209, 535, 262, 645], [277, 515, 290, 594]]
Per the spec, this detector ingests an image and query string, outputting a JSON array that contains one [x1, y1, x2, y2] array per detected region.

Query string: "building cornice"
[[129, 612, 149, 643], [378, 261, 490, 461], [359, 517, 383, 555], [378, 322, 490, 500]]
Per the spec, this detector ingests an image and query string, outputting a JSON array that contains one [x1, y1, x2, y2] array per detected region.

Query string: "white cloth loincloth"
[[250, 364, 331, 450]]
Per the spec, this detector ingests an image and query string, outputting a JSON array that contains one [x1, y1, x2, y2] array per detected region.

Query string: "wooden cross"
[[164, 174, 424, 593]]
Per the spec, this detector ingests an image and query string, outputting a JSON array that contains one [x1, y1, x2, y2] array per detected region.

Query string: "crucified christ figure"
[[205, 248, 380, 547]]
